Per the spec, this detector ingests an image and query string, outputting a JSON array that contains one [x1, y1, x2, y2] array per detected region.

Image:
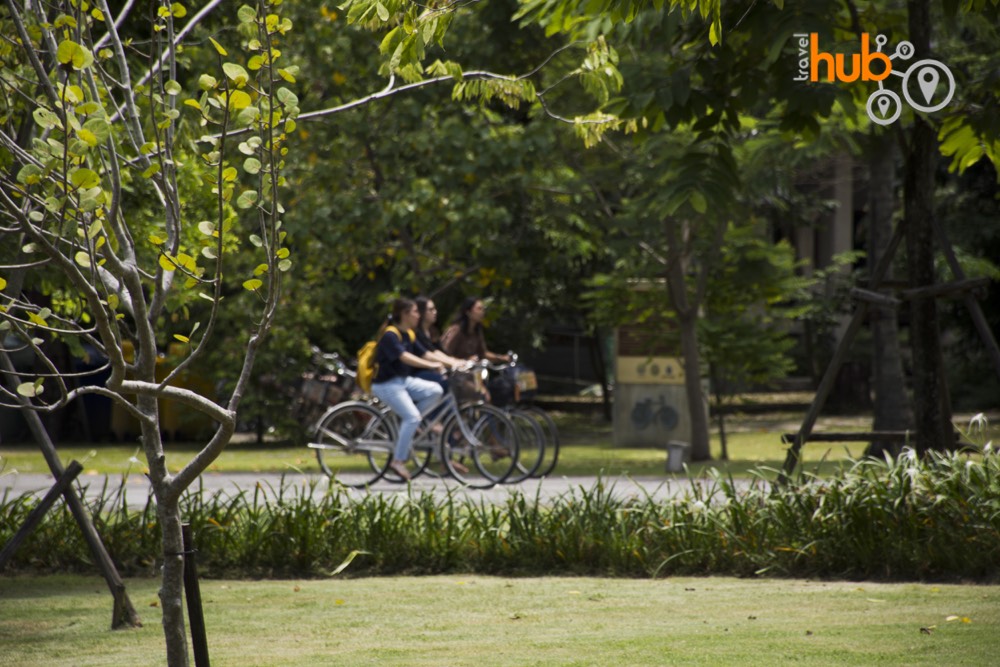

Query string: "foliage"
[[198, 0, 630, 421], [4, 449, 999, 581]]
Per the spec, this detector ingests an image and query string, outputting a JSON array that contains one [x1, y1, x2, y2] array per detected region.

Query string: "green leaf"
[[32, 107, 61, 130], [17, 164, 42, 185], [243, 157, 261, 174], [199, 74, 218, 91], [276, 88, 298, 107], [690, 191, 707, 214], [238, 5, 257, 22], [278, 259, 292, 272], [237, 190, 259, 209], [376, 2, 389, 21], [173, 334, 190, 343], [209, 37, 228, 56], [227, 90, 252, 111], [17, 381, 43, 398], [164, 80, 182, 95], [159, 254, 178, 271], [82, 118, 110, 143], [243, 278, 263, 291], [223, 62, 250, 86], [57, 40, 94, 69], [70, 168, 101, 189], [76, 128, 98, 147]]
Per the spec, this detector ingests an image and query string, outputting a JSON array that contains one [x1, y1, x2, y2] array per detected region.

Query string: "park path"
[[1, 470, 756, 508]]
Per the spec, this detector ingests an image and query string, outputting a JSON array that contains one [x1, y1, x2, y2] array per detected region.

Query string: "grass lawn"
[[0, 409, 991, 479], [1, 574, 997, 666]]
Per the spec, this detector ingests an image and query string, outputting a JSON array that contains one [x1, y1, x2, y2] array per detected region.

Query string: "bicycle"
[[309, 362, 520, 489], [236, 346, 356, 441], [485, 352, 561, 478]]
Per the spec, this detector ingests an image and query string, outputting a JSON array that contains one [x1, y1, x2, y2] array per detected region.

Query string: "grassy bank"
[[1, 574, 998, 666]]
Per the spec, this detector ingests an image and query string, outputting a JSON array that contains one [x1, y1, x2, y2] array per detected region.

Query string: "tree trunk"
[[867, 130, 913, 458], [905, 0, 954, 453], [140, 393, 190, 667], [677, 305, 710, 460], [663, 218, 711, 461], [157, 498, 190, 667], [710, 362, 729, 460]]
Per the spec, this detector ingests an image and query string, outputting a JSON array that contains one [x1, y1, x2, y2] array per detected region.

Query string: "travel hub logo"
[[793, 32, 955, 126]]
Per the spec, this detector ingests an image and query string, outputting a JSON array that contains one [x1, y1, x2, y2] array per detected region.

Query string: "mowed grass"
[[1, 574, 998, 666], [0, 409, 992, 479]]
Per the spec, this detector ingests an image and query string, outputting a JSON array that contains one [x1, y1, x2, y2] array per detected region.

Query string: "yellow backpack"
[[356, 325, 414, 393]]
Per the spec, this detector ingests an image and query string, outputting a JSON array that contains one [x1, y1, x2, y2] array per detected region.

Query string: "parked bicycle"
[[235, 346, 356, 441], [485, 352, 561, 478], [308, 362, 520, 489]]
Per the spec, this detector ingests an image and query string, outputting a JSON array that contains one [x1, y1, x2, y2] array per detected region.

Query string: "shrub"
[[2, 450, 998, 581]]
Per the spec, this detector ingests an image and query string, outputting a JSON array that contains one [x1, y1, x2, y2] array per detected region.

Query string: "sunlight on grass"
[[1, 575, 997, 666], [1, 410, 994, 479]]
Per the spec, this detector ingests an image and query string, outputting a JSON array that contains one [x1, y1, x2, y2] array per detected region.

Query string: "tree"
[[1, 0, 627, 661], [1, 0, 300, 662], [866, 128, 914, 456]]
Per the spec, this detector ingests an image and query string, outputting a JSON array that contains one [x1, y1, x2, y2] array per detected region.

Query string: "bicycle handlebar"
[[480, 351, 519, 373]]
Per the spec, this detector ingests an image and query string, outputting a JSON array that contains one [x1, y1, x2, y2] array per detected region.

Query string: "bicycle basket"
[[300, 373, 349, 407], [514, 366, 538, 402], [449, 370, 484, 403], [487, 368, 517, 407]]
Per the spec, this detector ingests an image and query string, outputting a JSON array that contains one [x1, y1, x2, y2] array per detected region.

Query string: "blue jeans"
[[372, 376, 443, 461]]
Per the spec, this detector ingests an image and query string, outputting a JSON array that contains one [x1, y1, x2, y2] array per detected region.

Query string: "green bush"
[[2, 450, 998, 581]]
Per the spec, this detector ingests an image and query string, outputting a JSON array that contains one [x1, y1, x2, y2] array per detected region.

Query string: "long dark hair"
[[377, 298, 415, 338], [452, 296, 482, 335], [415, 295, 436, 337]]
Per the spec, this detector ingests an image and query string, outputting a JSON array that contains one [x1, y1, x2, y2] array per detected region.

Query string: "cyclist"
[[371, 298, 458, 480], [414, 295, 460, 391], [440, 297, 512, 364]]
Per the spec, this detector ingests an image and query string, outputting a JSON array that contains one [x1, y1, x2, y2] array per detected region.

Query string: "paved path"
[[1, 471, 754, 507]]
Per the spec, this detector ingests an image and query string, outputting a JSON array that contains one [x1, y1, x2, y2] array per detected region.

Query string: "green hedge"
[[3, 450, 998, 581]]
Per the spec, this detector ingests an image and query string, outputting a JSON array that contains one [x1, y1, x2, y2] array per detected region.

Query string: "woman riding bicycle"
[[371, 298, 460, 480], [440, 296, 511, 364]]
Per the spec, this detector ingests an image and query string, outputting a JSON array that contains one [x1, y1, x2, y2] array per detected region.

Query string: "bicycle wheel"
[[310, 401, 394, 488], [521, 405, 560, 477], [503, 408, 545, 483], [441, 403, 519, 489], [377, 411, 435, 483]]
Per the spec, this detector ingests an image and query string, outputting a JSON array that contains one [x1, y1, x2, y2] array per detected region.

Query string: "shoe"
[[388, 460, 411, 481], [443, 459, 469, 475], [418, 423, 444, 438], [489, 444, 511, 461]]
